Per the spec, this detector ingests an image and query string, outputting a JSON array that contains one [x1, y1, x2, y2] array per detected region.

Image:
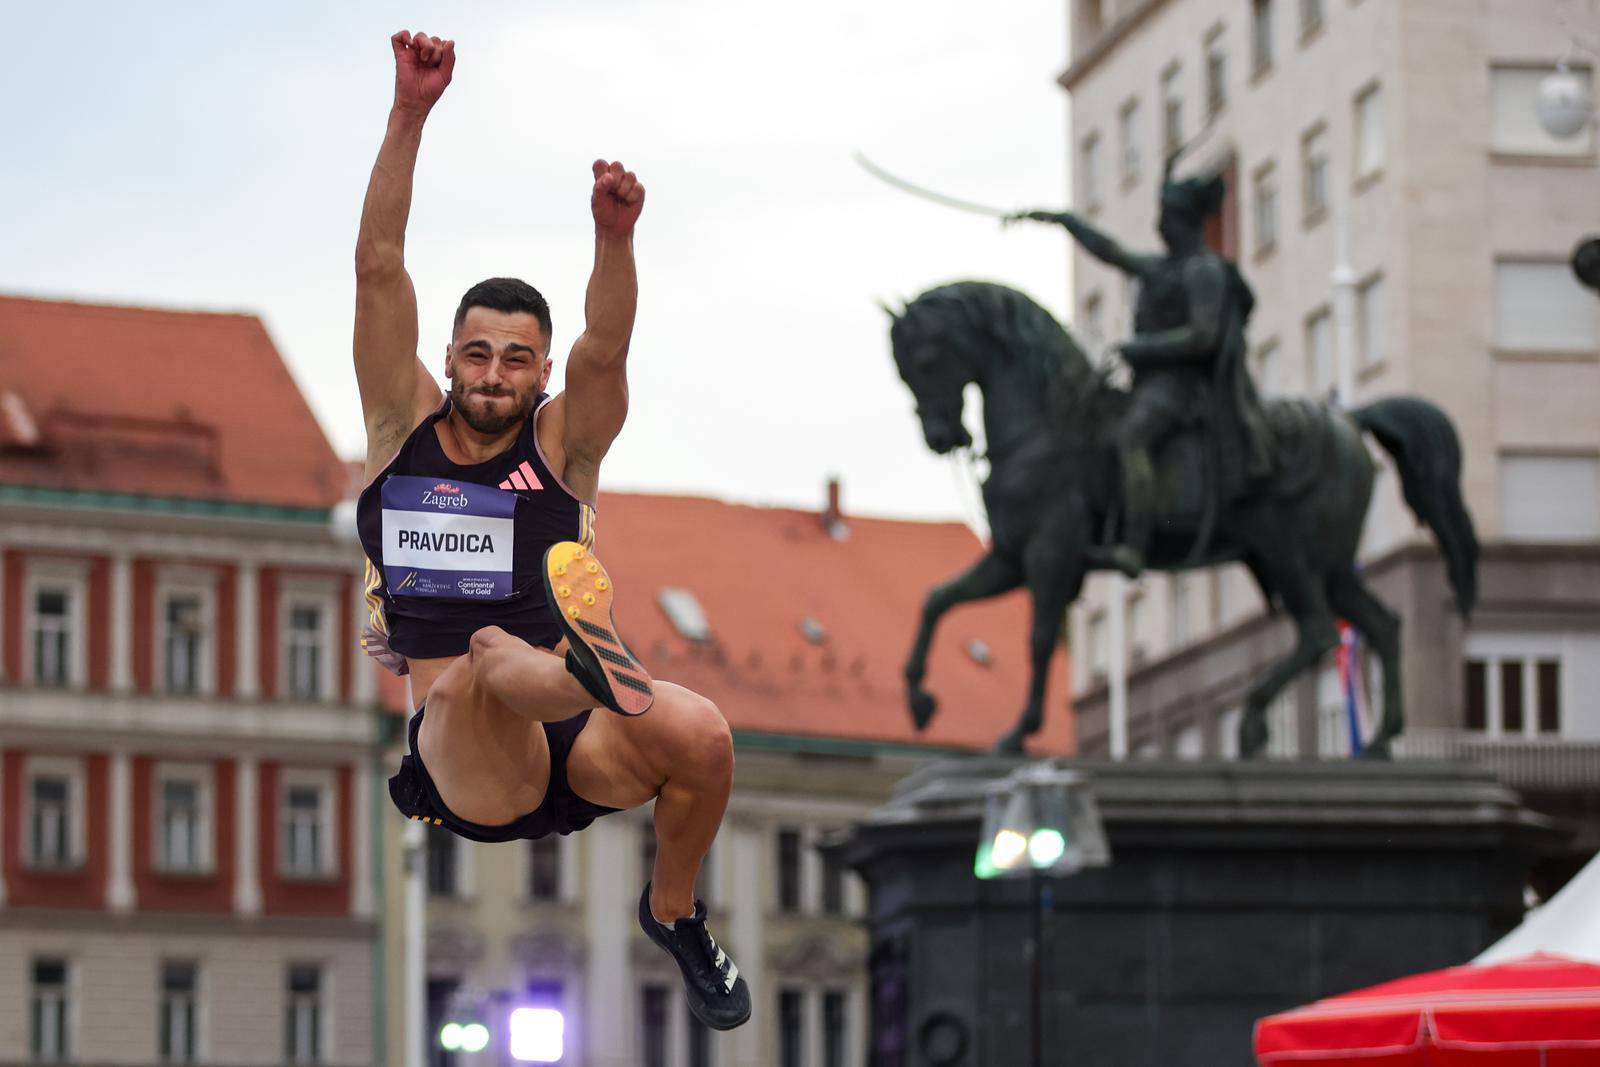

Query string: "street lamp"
[[1536, 62, 1594, 140], [974, 764, 1111, 1067]]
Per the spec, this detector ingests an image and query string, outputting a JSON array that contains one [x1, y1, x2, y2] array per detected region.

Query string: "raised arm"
[[539, 160, 646, 502], [1009, 209, 1156, 278], [354, 30, 453, 477]]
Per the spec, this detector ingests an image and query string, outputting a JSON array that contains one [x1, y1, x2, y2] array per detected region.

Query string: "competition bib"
[[380, 476, 518, 599]]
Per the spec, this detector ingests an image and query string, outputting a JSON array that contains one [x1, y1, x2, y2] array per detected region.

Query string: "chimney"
[[822, 475, 849, 541]]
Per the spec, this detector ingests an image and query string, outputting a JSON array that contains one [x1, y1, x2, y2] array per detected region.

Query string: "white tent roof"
[[1477, 849, 1600, 964]]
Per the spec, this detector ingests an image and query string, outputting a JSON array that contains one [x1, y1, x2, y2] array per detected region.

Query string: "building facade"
[[0, 296, 386, 1065], [1058, 0, 1600, 861]]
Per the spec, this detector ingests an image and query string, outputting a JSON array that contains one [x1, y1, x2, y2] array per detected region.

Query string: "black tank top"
[[356, 394, 596, 671]]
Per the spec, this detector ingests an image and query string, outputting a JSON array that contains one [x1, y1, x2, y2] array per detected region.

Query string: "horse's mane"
[[900, 281, 1117, 437]]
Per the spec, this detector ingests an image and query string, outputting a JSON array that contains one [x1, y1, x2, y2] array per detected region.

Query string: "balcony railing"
[[1394, 730, 1600, 791]]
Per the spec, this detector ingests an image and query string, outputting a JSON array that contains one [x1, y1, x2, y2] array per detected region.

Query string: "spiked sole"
[[543, 541, 654, 716]]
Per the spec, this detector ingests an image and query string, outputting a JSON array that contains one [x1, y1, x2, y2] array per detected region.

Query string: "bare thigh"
[[566, 681, 727, 811], [416, 655, 553, 826]]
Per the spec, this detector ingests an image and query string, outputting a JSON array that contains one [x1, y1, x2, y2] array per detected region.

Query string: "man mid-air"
[[352, 30, 750, 1030]]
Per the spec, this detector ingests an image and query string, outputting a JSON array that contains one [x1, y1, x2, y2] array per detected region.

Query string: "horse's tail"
[[1351, 396, 1479, 616]]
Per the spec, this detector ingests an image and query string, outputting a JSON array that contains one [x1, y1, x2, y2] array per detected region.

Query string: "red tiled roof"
[[593, 491, 1075, 755], [0, 295, 346, 509]]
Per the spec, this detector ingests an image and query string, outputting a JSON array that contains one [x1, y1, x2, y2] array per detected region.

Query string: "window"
[[1465, 655, 1565, 736], [1494, 260, 1599, 352], [160, 961, 198, 1064], [1089, 610, 1109, 683], [1305, 308, 1335, 397], [426, 826, 458, 898], [1300, 0, 1323, 39], [1253, 338, 1281, 395], [1253, 161, 1278, 254], [1301, 124, 1329, 220], [1266, 692, 1298, 759], [1491, 65, 1594, 156], [280, 775, 334, 878], [1219, 706, 1243, 759], [1538, 661, 1561, 734], [1205, 28, 1228, 117], [1169, 575, 1192, 647], [821, 841, 845, 916], [1500, 454, 1600, 541], [31, 586, 74, 688], [163, 594, 207, 695], [157, 773, 208, 873], [29, 770, 77, 870], [1357, 275, 1386, 369], [1118, 98, 1142, 184], [1252, 0, 1274, 74], [823, 990, 848, 1067], [528, 837, 561, 901], [1127, 590, 1148, 664], [777, 827, 802, 913], [687, 1002, 714, 1067], [32, 958, 70, 1062], [285, 602, 327, 701], [657, 587, 713, 642], [779, 990, 805, 1067], [425, 978, 459, 1067], [1082, 291, 1105, 347], [1354, 83, 1383, 179], [1080, 131, 1103, 210], [640, 985, 669, 1067], [1160, 64, 1183, 155], [285, 965, 322, 1065]]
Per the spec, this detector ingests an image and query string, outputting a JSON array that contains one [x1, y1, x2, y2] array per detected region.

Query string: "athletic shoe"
[[638, 882, 752, 1031], [543, 541, 654, 716]]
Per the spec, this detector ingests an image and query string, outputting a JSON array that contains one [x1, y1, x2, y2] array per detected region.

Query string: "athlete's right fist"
[[391, 30, 455, 116]]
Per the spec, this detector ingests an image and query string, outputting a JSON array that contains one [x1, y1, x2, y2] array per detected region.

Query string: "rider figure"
[[1012, 171, 1270, 576]]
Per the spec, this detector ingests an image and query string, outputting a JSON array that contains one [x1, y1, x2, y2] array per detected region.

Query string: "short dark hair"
[[453, 278, 553, 346]]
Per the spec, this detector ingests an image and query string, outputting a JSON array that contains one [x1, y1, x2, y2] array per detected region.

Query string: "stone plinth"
[[831, 758, 1561, 1067]]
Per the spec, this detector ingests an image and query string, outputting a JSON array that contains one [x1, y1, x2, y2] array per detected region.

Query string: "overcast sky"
[[4, 1, 1078, 523]]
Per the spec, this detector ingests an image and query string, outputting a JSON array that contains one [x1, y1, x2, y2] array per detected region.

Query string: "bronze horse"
[[888, 281, 1477, 756]]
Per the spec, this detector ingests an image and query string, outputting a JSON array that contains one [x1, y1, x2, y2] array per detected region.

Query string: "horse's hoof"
[[993, 730, 1026, 756], [909, 690, 938, 731], [1239, 715, 1269, 758]]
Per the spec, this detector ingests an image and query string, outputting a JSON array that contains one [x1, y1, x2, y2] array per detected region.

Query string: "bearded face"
[[446, 306, 551, 436]]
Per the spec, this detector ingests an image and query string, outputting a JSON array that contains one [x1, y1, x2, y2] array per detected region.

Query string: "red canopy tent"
[[1254, 953, 1600, 1066]]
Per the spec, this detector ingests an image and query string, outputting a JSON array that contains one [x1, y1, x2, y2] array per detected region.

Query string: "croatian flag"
[[1336, 621, 1372, 755]]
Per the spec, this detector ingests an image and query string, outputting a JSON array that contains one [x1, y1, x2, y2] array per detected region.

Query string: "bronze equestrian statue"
[[887, 171, 1477, 758]]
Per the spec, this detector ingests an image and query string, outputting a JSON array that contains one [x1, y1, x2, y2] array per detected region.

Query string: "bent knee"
[[676, 694, 734, 779], [468, 625, 511, 660]]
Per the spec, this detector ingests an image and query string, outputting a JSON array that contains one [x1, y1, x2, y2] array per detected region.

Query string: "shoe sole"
[[638, 885, 752, 1031], [543, 541, 654, 716]]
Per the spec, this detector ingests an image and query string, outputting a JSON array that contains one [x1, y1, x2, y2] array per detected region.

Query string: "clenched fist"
[[590, 160, 645, 238], [391, 30, 455, 116]]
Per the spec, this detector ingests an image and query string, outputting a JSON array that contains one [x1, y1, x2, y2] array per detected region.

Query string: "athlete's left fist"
[[591, 159, 645, 237]]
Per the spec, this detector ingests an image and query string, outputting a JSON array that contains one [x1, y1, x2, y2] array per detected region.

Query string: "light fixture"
[[975, 764, 1109, 881], [438, 1022, 464, 1052], [1536, 63, 1594, 140], [509, 1007, 565, 1063], [460, 1022, 490, 1054]]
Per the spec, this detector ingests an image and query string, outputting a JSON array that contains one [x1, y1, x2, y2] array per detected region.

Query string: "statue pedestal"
[[832, 757, 1560, 1067]]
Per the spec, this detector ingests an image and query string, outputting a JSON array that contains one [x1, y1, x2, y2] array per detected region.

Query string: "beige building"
[[1057, 0, 1600, 828]]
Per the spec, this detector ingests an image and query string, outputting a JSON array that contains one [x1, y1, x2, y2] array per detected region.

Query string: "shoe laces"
[[677, 910, 733, 990]]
